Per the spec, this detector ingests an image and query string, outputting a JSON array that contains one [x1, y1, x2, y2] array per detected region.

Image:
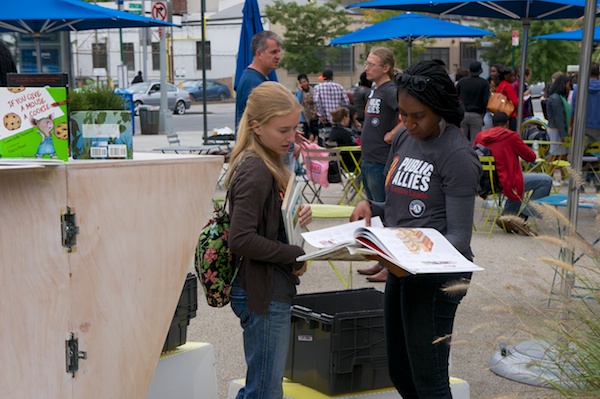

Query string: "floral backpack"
[[195, 196, 239, 308], [195, 158, 247, 308]]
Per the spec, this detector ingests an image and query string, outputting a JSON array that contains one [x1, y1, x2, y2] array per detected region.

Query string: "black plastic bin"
[[284, 288, 393, 395], [162, 273, 198, 352], [139, 106, 159, 135]]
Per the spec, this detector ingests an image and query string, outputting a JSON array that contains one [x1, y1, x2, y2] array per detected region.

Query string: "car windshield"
[[128, 82, 151, 94], [182, 81, 200, 89]]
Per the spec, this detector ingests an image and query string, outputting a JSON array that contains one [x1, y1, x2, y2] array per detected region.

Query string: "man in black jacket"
[[456, 61, 490, 144]]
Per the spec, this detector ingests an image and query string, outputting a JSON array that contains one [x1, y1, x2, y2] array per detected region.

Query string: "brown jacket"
[[228, 154, 305, 313]]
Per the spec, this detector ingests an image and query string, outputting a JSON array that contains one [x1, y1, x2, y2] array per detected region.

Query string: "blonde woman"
[[226, 81, 313, 399]]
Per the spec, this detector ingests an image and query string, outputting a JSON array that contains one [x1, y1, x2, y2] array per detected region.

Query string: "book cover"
[[69, 111, 133, 160], [299, 220, 483, 275], [0, 86, 69, 161], [281, 174, 305, 247]]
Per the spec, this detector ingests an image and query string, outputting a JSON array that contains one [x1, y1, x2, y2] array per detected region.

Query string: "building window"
[[414, 48, 450, 69], [152, 42, 160, 70], [460, 43, 478, 69], [122, 42, 135, 71], [327, 46, 353, 73], [92, 43, 107, 69], [196, 41, 211, 70]]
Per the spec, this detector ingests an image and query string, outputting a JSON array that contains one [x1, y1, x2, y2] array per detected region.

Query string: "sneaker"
[[495, 218, 516, 233], [510, 219, 538, 237]]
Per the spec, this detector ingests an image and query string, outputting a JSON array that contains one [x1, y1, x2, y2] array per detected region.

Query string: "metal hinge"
[[65, 333, 87, 377], [61, 207, 79, 252]]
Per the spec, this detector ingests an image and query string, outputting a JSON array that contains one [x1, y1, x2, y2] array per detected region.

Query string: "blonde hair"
[[226, 81, 302, 191], [330, 106, 349, 124], [370, 47, 395, 80]]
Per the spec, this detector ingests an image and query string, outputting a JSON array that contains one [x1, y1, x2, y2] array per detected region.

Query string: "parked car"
[[181, 79, 231, 102], [127, 82, 192, 115], [529, 81, 545, 99]]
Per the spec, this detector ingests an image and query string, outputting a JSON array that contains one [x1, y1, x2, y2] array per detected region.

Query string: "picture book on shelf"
[[70, 111, 133, 159], [299, 218, 483, 275], [281, 173, 305, 247], [0, 86, 69, 161]]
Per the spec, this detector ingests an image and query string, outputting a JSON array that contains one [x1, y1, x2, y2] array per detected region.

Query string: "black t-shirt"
[[361, 80, 399, 165]]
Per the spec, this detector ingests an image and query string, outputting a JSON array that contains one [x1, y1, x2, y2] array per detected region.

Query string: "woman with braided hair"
[[350, 61, 481, 398], [0, 41, 17, 87]]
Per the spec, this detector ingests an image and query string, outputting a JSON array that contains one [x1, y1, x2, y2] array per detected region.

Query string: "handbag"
[[487, 92, 515, 116]]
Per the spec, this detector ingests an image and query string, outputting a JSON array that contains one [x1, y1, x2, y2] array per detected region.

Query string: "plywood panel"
[[66, 156, 222, 398], [0, 166, 73, 399]]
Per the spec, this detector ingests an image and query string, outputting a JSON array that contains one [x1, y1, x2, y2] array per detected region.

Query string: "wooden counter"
[[0, 154, 223, 398]]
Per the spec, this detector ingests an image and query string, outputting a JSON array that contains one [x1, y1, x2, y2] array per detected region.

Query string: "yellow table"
[[337, 146, 364, 206], [228, 378, 470, 399]]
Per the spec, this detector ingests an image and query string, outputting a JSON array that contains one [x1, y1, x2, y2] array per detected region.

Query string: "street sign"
[[126, 1, 143, 15], [512, 30, 519, 47], [151, 1, 170, 22]]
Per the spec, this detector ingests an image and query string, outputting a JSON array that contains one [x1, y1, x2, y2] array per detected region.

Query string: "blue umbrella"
[[346, 0, 590, 134], [234, 0, 277, 91], [330, 12, 494, 65], [347, 0, 589, 19], [533, 26, 600, 41], [0, 0, 176, 73]]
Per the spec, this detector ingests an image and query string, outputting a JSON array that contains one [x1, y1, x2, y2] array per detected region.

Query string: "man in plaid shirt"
[[313, 69, 350, 127]]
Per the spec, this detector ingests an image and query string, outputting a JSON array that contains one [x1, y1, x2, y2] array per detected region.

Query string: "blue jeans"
[[384, 272, 470, 399], [361, 161, 386, 202], [230, 286, 291, 399], [503, 173, 552, 218]]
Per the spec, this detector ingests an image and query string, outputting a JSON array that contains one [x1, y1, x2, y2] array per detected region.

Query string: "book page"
[[354, 227, 483, 274], [301, 216, 383, 249], [297, 244, 369, 262]]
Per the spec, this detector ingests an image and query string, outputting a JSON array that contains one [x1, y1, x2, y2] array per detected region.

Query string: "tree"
[[477, 19, 581, 83], [265, 0, 351, 74]]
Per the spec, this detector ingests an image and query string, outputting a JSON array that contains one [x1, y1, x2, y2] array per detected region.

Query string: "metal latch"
[[65, 333, 87, 377], [61, 207, 79, 252]]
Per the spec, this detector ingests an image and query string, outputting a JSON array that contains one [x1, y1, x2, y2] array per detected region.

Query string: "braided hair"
[[0, 41, 16, 87], [397, 61, 463, 127]]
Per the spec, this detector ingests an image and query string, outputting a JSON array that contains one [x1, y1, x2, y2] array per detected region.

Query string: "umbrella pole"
[[407, 37, 413, 67], [516, 18, 529, 136], [562, 0, 598, 300], [201, 0, 208, 143], [35, 33, 42, 73]]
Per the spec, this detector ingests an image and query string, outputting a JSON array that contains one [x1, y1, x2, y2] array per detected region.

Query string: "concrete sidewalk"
[[185, 181, 598, 399], [133, 109, 599, 398]]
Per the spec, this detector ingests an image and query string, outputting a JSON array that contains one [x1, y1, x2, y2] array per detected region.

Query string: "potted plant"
[[69, 83, 134, 159]]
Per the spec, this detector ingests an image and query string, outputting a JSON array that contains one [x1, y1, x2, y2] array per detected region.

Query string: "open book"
[[299, 218, 483, 275], [281, 173, 305, 247]]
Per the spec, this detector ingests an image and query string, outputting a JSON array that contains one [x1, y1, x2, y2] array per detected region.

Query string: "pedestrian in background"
[[456, 61, 490, 144], [313, 69, 349, 127], [296, 73, 318, 143], [352, 71, 372, 125], [235, 31, 282, 129], [131, 70, 144, 84], [546, 74, 572, 183], [0, 41, 17, 86], [357, 46, 401, 283], [496, 66, 519, 131]]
